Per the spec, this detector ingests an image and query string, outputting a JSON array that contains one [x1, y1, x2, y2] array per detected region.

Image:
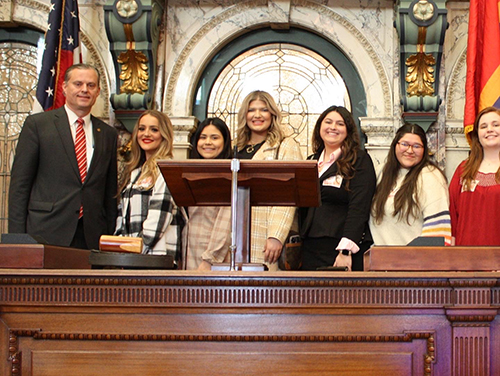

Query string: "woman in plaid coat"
[[114, 110, 183, 262], [235, 91, 303, 271]]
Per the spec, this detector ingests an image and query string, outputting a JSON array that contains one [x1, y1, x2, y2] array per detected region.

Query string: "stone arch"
[[446, 47, 467, 121], [164, 0, 391, 118]]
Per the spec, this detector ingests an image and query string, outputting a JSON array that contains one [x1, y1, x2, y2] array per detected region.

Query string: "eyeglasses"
[[397, 141, 423, 152]]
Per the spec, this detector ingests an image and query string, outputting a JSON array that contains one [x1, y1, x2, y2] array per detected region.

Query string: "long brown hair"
[[371, 123, 444, 224], [461, 106, 500, 190], [118, 110, 174, 194], [236, 90, 284, 150], [311, 106, 360, 189]]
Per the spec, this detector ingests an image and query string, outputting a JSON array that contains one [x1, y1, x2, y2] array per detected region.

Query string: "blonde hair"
[[119, 110, 174, 194], [236, 90, 284, 150]]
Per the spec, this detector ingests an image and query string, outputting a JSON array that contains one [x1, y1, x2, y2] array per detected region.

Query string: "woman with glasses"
[[449, 107, 500, 246], [369, 123, 451, 246], [299, 106, 376, 271]]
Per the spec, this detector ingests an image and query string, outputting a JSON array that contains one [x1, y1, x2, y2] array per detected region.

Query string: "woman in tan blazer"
[[235, 90, 303, 270]]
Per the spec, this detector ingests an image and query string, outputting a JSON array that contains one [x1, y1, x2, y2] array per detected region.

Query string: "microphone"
[[229, 145, 240, 271]]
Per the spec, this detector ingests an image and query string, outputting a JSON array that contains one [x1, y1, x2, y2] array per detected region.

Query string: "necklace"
[[246, 144, 256, 153], [245, 141, 263, 153]]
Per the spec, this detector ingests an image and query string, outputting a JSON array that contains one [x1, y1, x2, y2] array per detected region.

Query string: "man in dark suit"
[[8, 64, 118, 250]]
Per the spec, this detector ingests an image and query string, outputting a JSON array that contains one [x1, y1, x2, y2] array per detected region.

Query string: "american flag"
[[33, 0, 82, 113]]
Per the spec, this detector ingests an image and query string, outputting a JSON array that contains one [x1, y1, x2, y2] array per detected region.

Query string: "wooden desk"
[[0, 244, 91, 269], [0, 270, 499, 376], [365, 246, 500, 271]]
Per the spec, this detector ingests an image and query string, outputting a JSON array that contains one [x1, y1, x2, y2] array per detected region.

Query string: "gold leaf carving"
[[405, 52, 436, 96], [117, 50, 149, 94]]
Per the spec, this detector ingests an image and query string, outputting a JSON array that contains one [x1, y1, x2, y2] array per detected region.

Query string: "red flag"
[[464, 0, 500, 139], [33, 0, 82, 113]]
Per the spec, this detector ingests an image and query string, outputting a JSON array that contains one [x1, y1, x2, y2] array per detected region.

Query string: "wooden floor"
[[0, 269, 499, 375]]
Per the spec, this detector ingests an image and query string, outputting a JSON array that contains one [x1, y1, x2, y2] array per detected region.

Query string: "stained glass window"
[[0, 42, 39, 233], [207, 43, 350, 158]]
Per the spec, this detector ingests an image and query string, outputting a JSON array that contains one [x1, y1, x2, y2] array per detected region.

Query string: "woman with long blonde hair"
[[235, 90, 302, 270], [115, 110, 183, 261]]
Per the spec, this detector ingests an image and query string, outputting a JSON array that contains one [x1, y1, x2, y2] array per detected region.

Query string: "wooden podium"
[[158, 159, 320, 270]]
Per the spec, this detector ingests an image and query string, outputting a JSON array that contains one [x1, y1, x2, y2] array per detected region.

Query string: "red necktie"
[[75, 118, 87, 218]]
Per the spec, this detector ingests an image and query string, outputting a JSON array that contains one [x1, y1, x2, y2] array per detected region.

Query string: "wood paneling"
[[0, 270, 499, 375]]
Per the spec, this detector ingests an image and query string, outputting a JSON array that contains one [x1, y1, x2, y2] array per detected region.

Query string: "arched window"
[[0, 28, 42, 234], [193, 28, 367, 156]]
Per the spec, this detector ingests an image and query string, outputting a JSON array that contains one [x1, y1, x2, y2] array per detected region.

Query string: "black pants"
[[70, 217, 88, 249], [300, 236, 367, 271]]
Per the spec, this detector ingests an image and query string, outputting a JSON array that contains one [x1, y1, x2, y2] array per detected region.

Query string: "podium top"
[[158, 159, 320, 207]]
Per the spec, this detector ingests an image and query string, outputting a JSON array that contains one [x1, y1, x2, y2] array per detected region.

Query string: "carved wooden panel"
[[0, 274, 455, 307], [0, 270, 499, 376], [30, 351, 411, 376], [451, 326, 490, 376], [9, 329, 435, 376]]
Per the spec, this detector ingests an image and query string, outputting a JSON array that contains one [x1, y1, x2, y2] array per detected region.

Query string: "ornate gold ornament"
[[412, 0, 435, 22], [116, 0, 139, 18], [405, 53, 436, 96], [117, 49, 149, 94], [405, 26, 436, 96]]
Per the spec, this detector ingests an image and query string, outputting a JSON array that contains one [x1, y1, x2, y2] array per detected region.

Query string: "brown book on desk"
[[99, 235, 143, 254]]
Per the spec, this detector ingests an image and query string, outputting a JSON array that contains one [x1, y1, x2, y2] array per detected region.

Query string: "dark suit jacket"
[[299, 149, 376, 246], [8, 106, 118, 250]]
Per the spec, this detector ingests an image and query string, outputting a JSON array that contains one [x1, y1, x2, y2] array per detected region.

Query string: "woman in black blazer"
[[299, 106, 376, 271]]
